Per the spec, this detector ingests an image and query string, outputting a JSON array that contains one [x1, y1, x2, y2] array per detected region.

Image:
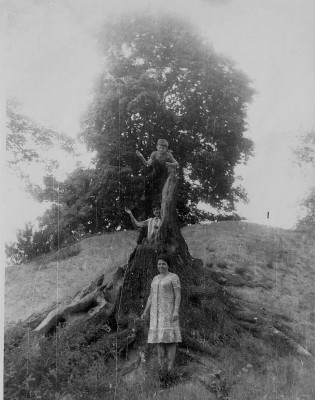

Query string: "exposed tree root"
[[34, 287, 108, 334], [181, 332, 220, 357]]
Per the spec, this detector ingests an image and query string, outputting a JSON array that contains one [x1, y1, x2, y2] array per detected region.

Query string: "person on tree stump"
[[141, 254, 181, 371], [136, 139, 179, 217], [125, 205, 162, 243]]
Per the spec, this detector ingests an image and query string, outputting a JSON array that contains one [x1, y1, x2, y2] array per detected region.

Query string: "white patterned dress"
[[148, 272, 182, 343]]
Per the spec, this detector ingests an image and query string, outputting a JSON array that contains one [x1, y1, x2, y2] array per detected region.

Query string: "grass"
[[5, 323, 314, 400], [4, 221, 315, 399], [5, 230, 138, 325], [118, 343, 315, 400], [42, 242, 82, 264], [125, 381, 215, 400], [228, 357, 315, 400], [234, 266, 249, 276]]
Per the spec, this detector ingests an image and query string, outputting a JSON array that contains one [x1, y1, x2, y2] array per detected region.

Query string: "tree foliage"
[[295, 130, 315, 231], [5, 223, 51, 265], [80, 12, 254, 221], [6, 98, 75, 195], [294, 130, 315, 167]]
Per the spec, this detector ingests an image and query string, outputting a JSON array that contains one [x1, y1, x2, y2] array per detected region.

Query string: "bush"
[[43, 243, 81, 265], [6, 223, 52, 265], [6, 221, 84, 265], [216, 261, 228, 269], [234, 266, 248, 276], [4, 322, 54, 400]]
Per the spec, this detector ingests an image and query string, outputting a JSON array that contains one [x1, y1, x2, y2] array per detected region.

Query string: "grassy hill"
[[5, 230, 138, 325], [4, 221, 315, 399], [184, 222, 315, 355]]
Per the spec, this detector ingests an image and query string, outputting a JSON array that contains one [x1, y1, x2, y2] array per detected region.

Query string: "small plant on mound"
[[44, 243, 81, 264], [234, 266, 249, 277], [216, 260, 228, 269]]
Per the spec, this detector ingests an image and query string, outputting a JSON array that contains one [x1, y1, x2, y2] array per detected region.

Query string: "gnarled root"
[[34, 288, 108, 334]]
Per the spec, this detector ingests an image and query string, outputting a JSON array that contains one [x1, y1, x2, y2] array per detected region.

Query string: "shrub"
[[235, 266, 248, 276], [216, 261, 228, 269], [45, 243, 81, 264], [6, 223, 52, 265]]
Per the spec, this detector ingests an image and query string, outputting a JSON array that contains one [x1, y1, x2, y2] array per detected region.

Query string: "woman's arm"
[[173, 287, 181, 321], [125, 208, 147, 229], [141, 293, 152, 319]]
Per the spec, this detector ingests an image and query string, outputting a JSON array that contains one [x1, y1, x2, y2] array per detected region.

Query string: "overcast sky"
[[3, 0, 315, 241]]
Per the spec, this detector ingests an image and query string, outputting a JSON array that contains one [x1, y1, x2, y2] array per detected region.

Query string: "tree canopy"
[[80, 12, 254, 223]]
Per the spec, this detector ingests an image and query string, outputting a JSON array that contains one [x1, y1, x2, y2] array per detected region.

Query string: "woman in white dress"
[[141, 254, 181, 370]]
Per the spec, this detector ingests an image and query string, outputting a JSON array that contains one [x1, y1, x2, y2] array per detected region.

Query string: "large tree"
[[80, 12, 254, 223], [10, 12, 254, 260], [295, 130, 315, 231]]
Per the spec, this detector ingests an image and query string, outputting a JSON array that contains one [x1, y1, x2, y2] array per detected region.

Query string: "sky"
[[3, 0, 315, 242]]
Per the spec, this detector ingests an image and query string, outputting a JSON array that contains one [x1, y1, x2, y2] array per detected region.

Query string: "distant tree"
[[298, 188, 315, 231], [294, 130, 315, 167], [5, 222, 51, 264], [5, 99, 77, 262], [6, 98, 75, 196], [80, 12, 254, 223], [294, 130, 315, 231]]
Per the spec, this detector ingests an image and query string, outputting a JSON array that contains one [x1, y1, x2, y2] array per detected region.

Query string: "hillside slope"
[[5, 230, 138, 326], [4, 221, 315, 400], [183, 222, 315, 354], [5, 221, 314, 352]]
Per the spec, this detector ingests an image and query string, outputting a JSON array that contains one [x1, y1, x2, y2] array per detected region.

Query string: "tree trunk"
[[117, 168, 197, 323]]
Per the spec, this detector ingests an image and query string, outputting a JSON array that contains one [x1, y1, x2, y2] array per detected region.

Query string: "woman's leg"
[[157, 344, 166, 368], [166, 343, 177, 370]]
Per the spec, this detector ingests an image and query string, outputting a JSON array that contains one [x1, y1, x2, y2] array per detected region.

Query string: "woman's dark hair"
[[157, 253, 171, 267]]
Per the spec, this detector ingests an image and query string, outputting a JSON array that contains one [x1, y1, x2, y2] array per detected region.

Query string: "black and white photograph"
[[3, 0, 315, 399]]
